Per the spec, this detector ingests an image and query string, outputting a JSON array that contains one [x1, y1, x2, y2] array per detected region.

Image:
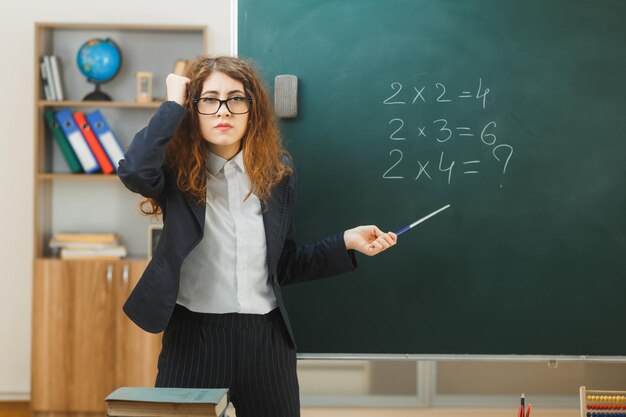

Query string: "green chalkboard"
[[239, 0, 626, 356]]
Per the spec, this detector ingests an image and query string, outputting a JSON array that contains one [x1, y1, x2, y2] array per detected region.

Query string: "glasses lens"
[[226, 97, 251, 114], [197, 98, 220, 114]]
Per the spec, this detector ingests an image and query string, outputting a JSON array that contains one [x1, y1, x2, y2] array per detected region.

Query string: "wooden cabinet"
[[32, 259, 161, 416]]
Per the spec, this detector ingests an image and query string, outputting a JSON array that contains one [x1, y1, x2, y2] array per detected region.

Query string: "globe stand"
[[83, 83, 112, 101]]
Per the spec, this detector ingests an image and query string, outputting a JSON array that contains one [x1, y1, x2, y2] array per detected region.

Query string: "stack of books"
[[40, 55, 65, 101], [49, 232, 127, 259], [105, 387, 229, 417]]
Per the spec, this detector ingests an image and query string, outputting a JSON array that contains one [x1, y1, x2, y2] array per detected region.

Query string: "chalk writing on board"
[[381, 79, 512, 185], [387, 118, 498, 143], [388, 118, 406, 140], [382, 149, 404, 179], [383, 79, 490, 109]]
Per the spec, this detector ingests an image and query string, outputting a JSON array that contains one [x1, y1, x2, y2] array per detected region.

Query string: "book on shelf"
[[40, 59, 54, 101], [60, 245, 127, 260], [49, 55, 65, 101], [53, 232, 119, 244], [44, 109, 82, 173], [49, 239, 119, 250], [105, 387, 229, 417], [51, 232, 125, 259], [40, 55, 65, 101], [42, 56, 57, 100]]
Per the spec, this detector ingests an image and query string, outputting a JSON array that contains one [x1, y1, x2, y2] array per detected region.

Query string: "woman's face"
[[197, 71, 250, 160]]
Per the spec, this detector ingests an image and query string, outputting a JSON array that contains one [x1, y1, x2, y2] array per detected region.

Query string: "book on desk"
[[105, 387, 229, 417]]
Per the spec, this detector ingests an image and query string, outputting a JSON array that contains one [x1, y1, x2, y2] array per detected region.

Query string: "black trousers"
[[155, 304, 300, 417]]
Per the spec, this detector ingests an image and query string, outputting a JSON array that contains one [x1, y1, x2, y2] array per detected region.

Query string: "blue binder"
[[86, 110, 125, 172], [54, 109, 99, 174]]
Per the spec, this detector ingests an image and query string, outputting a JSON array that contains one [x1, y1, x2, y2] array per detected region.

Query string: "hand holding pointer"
[[343, 204, 450, 257], [344, 226, 398, 256]]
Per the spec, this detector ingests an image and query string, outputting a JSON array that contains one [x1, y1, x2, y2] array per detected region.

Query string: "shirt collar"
[[207, 150, 246, 176]]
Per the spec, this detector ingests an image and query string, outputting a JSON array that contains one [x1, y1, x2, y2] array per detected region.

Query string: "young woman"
[[118, 55, 397, 417]]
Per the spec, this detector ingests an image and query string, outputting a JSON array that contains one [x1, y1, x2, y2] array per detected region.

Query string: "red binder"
[[73, 111, 114, 174]]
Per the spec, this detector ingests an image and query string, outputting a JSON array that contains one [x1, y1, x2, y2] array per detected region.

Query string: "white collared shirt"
[[176, 151, 277, 314]]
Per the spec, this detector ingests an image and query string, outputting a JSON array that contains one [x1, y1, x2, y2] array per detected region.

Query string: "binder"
[[55, 109, 100, 174], [73, 111, 114, 174], [44, 110, 82, 173], [86, 110, 125, 171], [49, 55, 65, 101]]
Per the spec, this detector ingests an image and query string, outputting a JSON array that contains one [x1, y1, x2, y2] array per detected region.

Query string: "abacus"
[[580, 386, 626, 417]]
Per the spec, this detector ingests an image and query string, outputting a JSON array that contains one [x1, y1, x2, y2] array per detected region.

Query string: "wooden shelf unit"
[[33, 22, 207, 258], [31, 23, 208, 417]]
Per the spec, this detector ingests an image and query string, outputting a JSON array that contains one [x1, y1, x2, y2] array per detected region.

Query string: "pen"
[[395, 204, 451, 235], [521, 394, 526, 417]]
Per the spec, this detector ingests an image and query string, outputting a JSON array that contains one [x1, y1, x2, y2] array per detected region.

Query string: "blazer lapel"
[[184, 194, 205, 234], [263, 177, 290, 274]]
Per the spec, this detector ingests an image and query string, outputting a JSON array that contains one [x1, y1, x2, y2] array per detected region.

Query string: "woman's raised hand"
[[166, 73, 191, 106]]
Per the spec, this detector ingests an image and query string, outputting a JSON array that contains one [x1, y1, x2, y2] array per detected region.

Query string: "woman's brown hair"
[[140, 56, 292, 216]]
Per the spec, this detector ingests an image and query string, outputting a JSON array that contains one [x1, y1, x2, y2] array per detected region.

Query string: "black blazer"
[[117, 101, 357, 347]]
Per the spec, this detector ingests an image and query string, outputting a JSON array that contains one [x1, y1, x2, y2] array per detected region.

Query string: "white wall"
[[0, 0, 233, 399]]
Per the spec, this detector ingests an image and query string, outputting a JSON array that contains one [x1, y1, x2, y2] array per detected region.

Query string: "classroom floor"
[[0, 402, 29, 417], [0, 402, 579, 417]]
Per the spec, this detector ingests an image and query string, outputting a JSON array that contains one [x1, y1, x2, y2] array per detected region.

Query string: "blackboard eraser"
[[274, 74, 298, 119]]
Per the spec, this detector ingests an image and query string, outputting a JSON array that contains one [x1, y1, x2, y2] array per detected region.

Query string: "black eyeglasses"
[[192, 96, 253, 115]]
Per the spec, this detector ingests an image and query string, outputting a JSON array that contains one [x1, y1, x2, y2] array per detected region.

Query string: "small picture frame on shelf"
[[147, 224, 163, 258], [136, 71, 153, 103]]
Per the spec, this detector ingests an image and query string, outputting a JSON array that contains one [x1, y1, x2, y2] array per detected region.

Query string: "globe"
[[76, 38, 122, 100]]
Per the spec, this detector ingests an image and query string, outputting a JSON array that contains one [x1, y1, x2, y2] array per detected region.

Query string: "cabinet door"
[[32, 259, 117, 413], [32, 259, 71, 412], [65, 260, 117, 412], [115, 259, 163, 387]]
